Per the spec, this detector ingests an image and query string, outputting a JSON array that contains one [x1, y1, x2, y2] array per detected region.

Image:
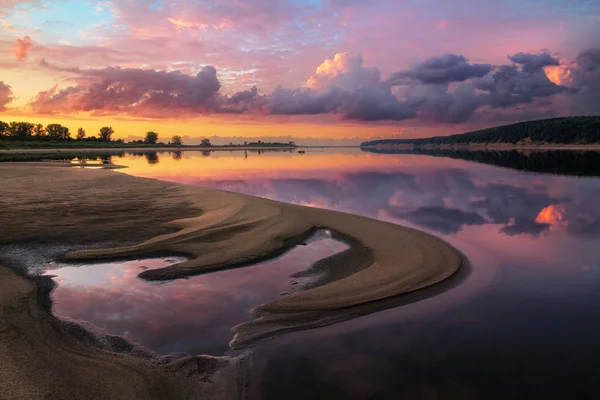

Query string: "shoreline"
[[0, 146, 299, 154], [0, 164, 463, 398], [361, 143, 600, 151]]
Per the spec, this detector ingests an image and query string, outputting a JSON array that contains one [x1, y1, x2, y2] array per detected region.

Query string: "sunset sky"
[[0, 0, 599, 145]]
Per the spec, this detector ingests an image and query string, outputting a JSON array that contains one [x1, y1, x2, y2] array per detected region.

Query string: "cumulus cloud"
[[34, 53, 416, 121], [270, 53, 415, 120], [403, 82, 484, 123], [260, 85, 414, 121], [0, 81, 13, 111], [388, 54, 492, 85], [474, 63, 565, 108], [386, 51, 566, 123], [559, 48, 600, 115], [15, 36, 33, 61], [31, 61, 221, 116], [28, 47, 600, 122], [508, 51, 560, 73], [306, 53, 381, 91]]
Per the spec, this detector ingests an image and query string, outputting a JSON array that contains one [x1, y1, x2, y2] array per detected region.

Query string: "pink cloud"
[[15, 36, 33, 61], [28, 45, 599, 124]]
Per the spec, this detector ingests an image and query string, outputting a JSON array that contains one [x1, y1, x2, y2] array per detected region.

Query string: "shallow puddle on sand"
[[43, 230, 349, 357]]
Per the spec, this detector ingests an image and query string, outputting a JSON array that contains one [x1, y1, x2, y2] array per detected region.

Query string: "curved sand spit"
[[0, 164, 462, 398]]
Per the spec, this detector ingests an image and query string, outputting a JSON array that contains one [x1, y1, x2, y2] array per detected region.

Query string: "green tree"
[[144, 131, 159, 144], [171, 135, 183, 146], [0, 121, 9, 137], [200, 138, 211, 147], [46, 124, 70, 140], [99, 126, 114, 142], [33, 124, 46, 137], [8, 122, 34, 137], [76, 127, 86, 140]]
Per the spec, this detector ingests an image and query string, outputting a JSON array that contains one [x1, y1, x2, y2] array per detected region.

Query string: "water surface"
[[7, 148, 600, 398], [45, 232, 348, 356], [111, 148, 600, 398]]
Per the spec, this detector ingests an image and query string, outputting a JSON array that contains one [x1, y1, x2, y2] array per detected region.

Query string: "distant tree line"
[[0, 120, 185, 147], [1, 120, 301, 148], [361, 117, 600, 147], [0, 121, 117, 142]]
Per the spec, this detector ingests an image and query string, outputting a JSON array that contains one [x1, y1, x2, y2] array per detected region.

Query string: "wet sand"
[[0, 266, 240, 400], [0, 164, 462, 398]]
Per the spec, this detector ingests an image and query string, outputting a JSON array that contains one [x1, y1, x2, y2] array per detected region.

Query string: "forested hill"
[[361, 117, 600, 147]]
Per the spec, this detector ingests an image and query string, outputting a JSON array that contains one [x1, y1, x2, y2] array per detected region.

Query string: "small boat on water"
[[298, 150, 306, 154]]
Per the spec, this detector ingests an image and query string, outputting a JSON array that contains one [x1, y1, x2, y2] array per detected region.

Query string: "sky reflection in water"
[[46, 234, 348, 356], [107, 148, 600, 398]]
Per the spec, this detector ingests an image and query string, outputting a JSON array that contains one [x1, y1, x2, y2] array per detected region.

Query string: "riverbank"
[[361, 143, 600, 151], [0, 146, 298, 154], [0, 164, 462, 398]]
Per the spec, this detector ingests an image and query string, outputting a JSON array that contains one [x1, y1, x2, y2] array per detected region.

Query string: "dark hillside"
[[361, 117, 600, 147]]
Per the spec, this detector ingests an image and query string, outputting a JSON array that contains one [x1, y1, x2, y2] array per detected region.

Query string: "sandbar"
[[0, 164, 463, 398]]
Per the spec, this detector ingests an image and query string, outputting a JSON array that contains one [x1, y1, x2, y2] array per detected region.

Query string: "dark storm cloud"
[[507, 51, 560, 73], [388, 54, 492, 85]]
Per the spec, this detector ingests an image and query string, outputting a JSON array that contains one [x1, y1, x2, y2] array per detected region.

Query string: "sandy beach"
[[0, 164, 462, 398]]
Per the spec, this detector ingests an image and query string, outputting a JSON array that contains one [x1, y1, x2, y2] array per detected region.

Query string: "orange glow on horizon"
[[0, 112, 408, 144]]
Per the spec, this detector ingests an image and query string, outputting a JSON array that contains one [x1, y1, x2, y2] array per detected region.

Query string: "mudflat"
[[0, 164, 463, 398]]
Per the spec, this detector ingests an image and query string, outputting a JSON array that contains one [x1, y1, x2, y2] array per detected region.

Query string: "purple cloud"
[[28, 47, 597, 123], [474, 64, 565, 108], [0, 81, 13, 111], [576, 48, 600, 72], [508, 51, 560, 73], [388, 54, 492, 85], [31, 61, 221, 116]]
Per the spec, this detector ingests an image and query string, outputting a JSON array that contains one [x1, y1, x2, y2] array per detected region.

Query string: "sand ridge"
[[0, 164, 463, 398], [8, 165, 460, 344]]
